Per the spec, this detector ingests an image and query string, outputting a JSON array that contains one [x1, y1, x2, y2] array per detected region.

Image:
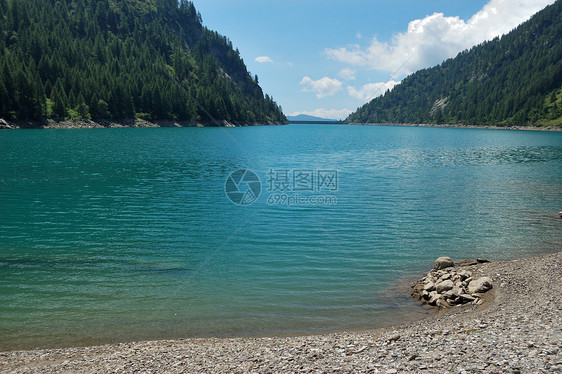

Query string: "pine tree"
[[51, 80, 67, 119], [0, 77, 9, 118]]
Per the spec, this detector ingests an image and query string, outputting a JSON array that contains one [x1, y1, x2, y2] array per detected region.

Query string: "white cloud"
[[325, 0, 554, 74], [300, 76, 343, 98], [348, 80, 401, 102], [255, 56, 273, 63], [290, 108, 353, 120], [338, 67, 356, 81]]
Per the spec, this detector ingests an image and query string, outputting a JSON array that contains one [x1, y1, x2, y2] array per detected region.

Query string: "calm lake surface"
[[1, 124, 561, 350]]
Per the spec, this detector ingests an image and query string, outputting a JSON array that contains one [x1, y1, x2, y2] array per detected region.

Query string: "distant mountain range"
[[287, 114, 339, 122], [347, 0, 562, 127]]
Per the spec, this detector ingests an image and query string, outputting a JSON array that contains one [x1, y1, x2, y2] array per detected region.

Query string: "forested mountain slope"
[[347, 0, 562, 127], [0, 0, 286, 124]]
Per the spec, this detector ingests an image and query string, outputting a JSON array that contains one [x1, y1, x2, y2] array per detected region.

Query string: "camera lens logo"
[[225, 169, 261, 205]]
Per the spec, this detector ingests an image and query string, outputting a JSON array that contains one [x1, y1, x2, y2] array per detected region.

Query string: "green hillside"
[[0, 0, 286, 124], [347, 0, 562, 128]]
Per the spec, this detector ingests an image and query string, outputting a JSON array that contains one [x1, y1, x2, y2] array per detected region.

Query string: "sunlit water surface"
[[1, 124, 561, 349]]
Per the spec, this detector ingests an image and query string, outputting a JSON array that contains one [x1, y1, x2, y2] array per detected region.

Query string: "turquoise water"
[[1, 124, 561, 350]]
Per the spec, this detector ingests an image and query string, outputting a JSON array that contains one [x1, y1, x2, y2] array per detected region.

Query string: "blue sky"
[[191, 0, 554, 119]]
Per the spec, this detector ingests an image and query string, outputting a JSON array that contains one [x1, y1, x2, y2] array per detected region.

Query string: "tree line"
[[0, 0, 286, 124], [347, 0, 562, 127]]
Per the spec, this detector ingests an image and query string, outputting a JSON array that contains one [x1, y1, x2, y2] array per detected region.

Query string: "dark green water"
[[1, 124, 561, 350]]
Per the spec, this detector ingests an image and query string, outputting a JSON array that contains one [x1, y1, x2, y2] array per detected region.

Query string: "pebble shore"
[[1, 251, 560, 373], [0, 118, 286, 129]]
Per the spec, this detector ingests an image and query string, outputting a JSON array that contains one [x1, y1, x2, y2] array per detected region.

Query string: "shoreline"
[[1, 251, 560, 373], [2, 119, 561, 131], [0, 118, 287, 130], [348, 122, 562, 132]]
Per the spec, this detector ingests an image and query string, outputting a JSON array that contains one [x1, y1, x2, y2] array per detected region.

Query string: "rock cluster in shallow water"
[[412, 256, 493, 308]]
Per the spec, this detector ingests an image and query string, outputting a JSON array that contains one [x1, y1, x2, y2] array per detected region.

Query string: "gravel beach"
[[1, 251, 560, 373]]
